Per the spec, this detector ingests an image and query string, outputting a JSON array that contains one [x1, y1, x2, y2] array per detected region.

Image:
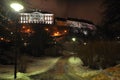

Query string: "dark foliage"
[[102, 0, 120, 39], [0, 0, 30, 65], [28, 24, 53, 56]]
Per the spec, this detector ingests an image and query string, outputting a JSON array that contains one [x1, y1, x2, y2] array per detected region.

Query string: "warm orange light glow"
[[0, 38, 4, 40], [53, 32, 61, 36], [6, 40, 11, 42], [26, 29, 31, 33], [21, 25, 34, 35], [64, 30, 67, 33], [0, 37, 11, 42], [45, 28, 49, 31], [56, 32, 59, 34], [22, 26, 26, 29]]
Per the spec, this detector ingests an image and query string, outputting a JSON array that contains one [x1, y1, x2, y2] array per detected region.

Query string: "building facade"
[[19, 11, 54, 24]]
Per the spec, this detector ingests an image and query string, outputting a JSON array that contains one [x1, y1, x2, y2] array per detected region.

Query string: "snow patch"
[[68, 56, 83, 66], [16, 72, 30, 80]]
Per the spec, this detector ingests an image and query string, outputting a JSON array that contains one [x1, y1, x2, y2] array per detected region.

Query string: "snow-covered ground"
[[0, 56, 60, 80], [68, 57, 100, 78], [30, 56, 120, 80], [0, 56, 120, 80], [67, 56, 120, 80]]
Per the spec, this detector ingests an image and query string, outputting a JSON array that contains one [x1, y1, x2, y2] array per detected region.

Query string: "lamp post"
[[72, 37, 77, 59], [10, 2, 24, 80]]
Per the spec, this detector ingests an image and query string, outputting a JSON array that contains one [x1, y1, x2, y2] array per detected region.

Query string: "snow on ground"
[[27, 57, 60, 76], [0, 56, 120, 80], [91, 64, 120, 80], [67, 56, 100, 79], [30, 56, 100, 80], [68, 56, 83, 66], [0, 56, 60, 80], [67, 56, 120, 80]]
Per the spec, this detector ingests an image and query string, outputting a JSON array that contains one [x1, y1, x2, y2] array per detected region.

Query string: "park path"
[[48, 57, 68, 74], [31, 57, 84, 80]]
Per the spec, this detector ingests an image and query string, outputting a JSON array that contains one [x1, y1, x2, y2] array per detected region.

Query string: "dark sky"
[[28, 0, 103, 24]]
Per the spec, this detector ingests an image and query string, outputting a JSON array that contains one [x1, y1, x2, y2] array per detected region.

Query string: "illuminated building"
[[67, 18, 96, 30], [19, 10, 54, 24]]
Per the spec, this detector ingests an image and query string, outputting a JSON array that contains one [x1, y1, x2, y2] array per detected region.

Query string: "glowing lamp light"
[[83, 42, 87, 45], [26, 29, 31, 32], [54, 33, 59, 36], [10, 3, 24, 12], [83, 30, 88, 35], [72, 38, 76, 42], [64, 30, 67, 33], [0, 38, 4, 40], [53, 32, 61, 36], [22, 26, 26, 29], [10, 2, 24, 80], [45, 28, 49, 31]]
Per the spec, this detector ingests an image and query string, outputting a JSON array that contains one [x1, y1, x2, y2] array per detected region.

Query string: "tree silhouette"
[[28, 24, 53, 56], [102, 0, 120, 39], [0, 0, 30, 65]]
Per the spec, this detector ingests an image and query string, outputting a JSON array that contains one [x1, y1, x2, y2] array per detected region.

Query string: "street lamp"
[[10, 2, 24, 80], [72, 37, 77, 59], [10, 3, 24, 12], [72, 37, 76, 42]]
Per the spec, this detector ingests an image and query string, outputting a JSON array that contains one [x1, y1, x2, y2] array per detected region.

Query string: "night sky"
[[28, 0, 103, 24]]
